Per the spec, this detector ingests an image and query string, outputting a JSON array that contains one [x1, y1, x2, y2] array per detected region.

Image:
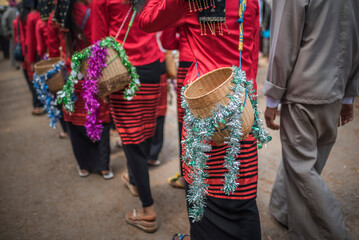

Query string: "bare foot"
[[168, 174, 185, 189], [126, 205, 156, 221]]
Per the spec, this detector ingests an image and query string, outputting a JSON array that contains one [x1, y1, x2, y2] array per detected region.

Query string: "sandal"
[[77, 166, 89, 177], [121, 173, 138, 197], [125, 209, 158, 233], [168, 173, 185, 189], [172, 233, 190, 240], [32, 107, 45, 116], [101, 169, 114, 180], [147, 159, 161, 166], [58, 131, 68, 139]]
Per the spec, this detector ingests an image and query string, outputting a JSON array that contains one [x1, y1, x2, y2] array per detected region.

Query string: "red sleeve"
[[46, 12, 61, 58], [139, 0, 185, 33], [249, 1, 259, 92], [160, 27, 179, 50], [91, 0, 109, 43], [25, 11, 40, 63], [35, 20, 46, 58], [12, 19, 18, 45]]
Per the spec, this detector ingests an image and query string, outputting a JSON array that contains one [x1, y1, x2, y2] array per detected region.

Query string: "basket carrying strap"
[[108, 7, 137, 67], [238, 0, 246, 68], [17, 19, 21, 42], [114, 7, 137, 46], [81, 9, 91, 30], [72, 9, 91, 49]]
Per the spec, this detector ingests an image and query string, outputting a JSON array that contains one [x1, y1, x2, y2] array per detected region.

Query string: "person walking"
[[160, 24, 194, 189], [263, 0, 359, 239], [13, 0, 44, 115], [140, 0, 262, 239], [1, 0, 19, 68], [51, 0, 113, 179], [91, 0, 162, 232]]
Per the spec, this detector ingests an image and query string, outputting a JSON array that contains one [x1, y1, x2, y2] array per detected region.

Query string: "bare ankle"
[[143, 205, 156, 217]]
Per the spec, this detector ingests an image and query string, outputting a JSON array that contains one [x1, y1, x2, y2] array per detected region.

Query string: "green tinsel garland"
[[56, 36, 140, 112], [181, 66, 272, 222]]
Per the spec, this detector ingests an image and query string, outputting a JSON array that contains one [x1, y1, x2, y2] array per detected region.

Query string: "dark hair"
[[64, 0, 88, 57], [18, 2, 31, 24]]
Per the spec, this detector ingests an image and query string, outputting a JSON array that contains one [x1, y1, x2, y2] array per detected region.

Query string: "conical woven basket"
[[81, 47, 130, 98], [184, 67, 254, 145], [34, 58, 65, 94]]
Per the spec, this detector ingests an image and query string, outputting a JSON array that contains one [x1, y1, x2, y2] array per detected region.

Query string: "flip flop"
[[168, 173, 185, 189], [125, 209, 158, 233], [121, 173, 139, 197], [172, 233, 190, 240]]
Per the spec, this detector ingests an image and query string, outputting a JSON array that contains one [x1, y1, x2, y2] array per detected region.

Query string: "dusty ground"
[[0, 57, 358, 240]]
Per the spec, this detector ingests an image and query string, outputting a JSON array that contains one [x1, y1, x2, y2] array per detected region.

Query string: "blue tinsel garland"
[[33, 61, 66, 128]]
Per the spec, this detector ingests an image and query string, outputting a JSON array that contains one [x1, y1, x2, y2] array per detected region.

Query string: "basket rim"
[[34, 57, 61, 68], [184, 67, 234, 101]]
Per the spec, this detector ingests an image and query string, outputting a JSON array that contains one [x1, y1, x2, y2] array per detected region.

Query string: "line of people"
[[7, 0, 358, 239], [10, 0, 192, 235]]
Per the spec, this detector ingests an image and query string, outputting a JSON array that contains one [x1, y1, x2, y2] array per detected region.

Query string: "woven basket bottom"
[[47, 71, 65, 94], [98, 73, 130, 98]]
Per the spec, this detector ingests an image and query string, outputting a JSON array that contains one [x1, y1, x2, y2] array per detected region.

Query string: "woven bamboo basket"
[[81, 47, 130, 98], [165, 50, 177, 79], [34, 57, 65, 94], [184, 67, 254, 145]]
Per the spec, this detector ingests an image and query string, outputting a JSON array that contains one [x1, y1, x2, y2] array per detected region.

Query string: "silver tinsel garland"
[[181, 66, 272, 222]]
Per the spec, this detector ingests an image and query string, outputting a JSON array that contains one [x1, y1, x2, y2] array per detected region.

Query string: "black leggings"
[[149, 116, 165, 161], [66, 122, 111, 172], [123, 138, 153, 207], [23, 69, 43, 108]]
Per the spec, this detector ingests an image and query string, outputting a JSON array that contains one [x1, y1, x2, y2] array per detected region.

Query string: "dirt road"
[[0, 58, 358, 240]]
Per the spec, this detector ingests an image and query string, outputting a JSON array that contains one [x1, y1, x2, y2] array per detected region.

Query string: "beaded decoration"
[[38, 0, 55, 21], [188, 0, 230, 36]]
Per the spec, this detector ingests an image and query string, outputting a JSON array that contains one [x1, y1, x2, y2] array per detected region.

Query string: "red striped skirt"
[[183, 134, 258, 200], [177, 62, 192, 123], [63, 80, 111, 126], [156, 71, 168, 117], [109, 60, 161, 145]]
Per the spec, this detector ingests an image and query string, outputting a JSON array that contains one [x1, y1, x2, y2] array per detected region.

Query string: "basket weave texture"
[[165, 51, 177, 79], [184, 67, 254, 145], [81, 47, 130, 98], [34, 58, 65, 94]]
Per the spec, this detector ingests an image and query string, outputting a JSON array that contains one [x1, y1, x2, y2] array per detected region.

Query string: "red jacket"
[[35, 19, 48, 58], [91, 0, 161, 66], [46, 12, 61, 58], [62, 2, 111, 126], [160, 20, 194, 63], [139, 0, 259, 90], [13, 17, 27, 69], [25, 11, 40, 64]]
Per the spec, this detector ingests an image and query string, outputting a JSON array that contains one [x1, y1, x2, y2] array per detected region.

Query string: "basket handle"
[[114, 6, 137, 47]]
